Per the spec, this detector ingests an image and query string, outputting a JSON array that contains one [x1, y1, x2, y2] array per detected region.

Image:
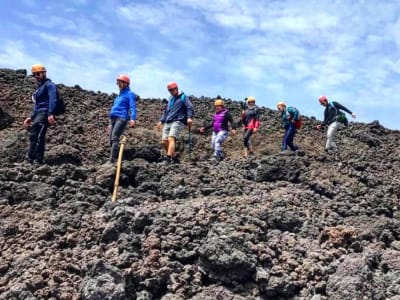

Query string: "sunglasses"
[[168, 88, 177, 92], [32, 72, 42, 77]]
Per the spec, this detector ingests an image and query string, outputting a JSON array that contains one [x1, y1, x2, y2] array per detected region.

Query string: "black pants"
[[27, 111, 48, 163], [109, 118, 127, 163], [243, 128, 254, 149]]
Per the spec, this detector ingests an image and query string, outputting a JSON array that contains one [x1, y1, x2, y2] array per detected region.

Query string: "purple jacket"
[[204, 108, 236, 133]]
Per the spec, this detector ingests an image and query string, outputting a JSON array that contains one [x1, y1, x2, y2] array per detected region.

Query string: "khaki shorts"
[[162, 121, 185, 140]]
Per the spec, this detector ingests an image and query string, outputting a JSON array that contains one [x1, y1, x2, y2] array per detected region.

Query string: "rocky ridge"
[[0, 68, 400, 299]]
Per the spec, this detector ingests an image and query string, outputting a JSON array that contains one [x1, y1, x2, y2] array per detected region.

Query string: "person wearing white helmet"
[[240, 96, 260, 158], [276, 101, 300, 154]]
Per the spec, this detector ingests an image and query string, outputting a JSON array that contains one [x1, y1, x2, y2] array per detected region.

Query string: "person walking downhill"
[[276, 101, 300, 154], [107, 74, 137, 164], [23, 64, 57, 165], [157, 81, 194, 164], [199, 97, 237, 161], [316, 95, 356, 153], [240, 96, 260, 158]]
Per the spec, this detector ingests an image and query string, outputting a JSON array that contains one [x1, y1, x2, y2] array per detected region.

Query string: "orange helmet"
[[31, 64, 46, 74], [116, 74, 130, 84], [319, 95, 328, 103], [167, 81, 178, 90], [214, 99, 224, 106]]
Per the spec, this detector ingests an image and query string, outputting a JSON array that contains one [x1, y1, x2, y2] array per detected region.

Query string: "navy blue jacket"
[[160, 92, 194, 124], [32, 78, 57, 118]]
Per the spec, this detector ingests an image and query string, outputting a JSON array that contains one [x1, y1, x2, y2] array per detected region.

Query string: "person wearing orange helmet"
[[199, 96, 237, 161], [107, 74, 137, 164], [240, 96, 260, 158], [156, 81, 194, 164], [316, 95, 356, 153], [23, 64, 57, 165]]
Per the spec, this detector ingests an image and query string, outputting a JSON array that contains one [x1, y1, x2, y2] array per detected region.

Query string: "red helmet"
[[319, 95, 328, 103], [117, 74, 130, 84], [167, 81, 178, 90]]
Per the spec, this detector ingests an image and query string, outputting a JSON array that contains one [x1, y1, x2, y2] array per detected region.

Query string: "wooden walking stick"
[[112, 135, 127, 202]]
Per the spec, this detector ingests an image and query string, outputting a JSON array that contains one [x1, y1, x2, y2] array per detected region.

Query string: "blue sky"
[[1, 0, 399, 130]]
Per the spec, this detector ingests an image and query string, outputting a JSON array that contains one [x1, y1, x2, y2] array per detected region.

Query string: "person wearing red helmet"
[[107, 74, 137, 164], [23, 64, 57, 165], [316, 95, 356, 153], [156, 81, 194, 164]]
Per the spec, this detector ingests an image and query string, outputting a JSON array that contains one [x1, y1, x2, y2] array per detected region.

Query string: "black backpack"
[[46, 81, 66, 116]]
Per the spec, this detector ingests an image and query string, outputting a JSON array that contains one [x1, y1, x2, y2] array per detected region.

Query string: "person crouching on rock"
[[240, 96, 260, 158], [107, 74, 137, 164], [199, 97, 237, 161], [23, 64, 56, 165], [156, 81, 194, 165]]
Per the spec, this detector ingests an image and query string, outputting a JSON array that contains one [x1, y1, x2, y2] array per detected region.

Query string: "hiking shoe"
[[160, 156, 173, 165]]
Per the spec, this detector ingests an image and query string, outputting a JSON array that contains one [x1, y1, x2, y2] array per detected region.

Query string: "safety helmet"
[[214, 99, 224, 106], [276, 101, 286, 108], [246, 96, 256, 103], [31, 64, 46, 74], [167, 81, 178, 90], [319, 95, 328, 103], [116, 74, 130, 84]]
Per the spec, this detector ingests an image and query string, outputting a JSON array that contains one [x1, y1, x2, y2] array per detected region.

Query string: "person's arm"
[[333, 101, 351, 115], [227, 111, 237, 130], [46, 82, 57, 116], [129, 92, 137, 121], [254, 108, 260, 129], [185, 96, 194, 129]]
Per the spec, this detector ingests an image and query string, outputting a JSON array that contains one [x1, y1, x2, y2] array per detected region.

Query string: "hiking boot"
[[160, 156, 173, 165]]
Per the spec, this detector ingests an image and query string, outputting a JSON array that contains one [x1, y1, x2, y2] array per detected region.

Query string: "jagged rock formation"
[[0, 68, 400, 299]]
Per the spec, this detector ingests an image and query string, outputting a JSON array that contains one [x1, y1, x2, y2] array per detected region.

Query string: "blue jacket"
[[32, 78, 57, 118], [109, 87, 137, 120], [160, 92, 194, 124], [281, 106, 299, 128]]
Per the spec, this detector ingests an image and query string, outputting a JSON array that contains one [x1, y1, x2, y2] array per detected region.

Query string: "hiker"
[[240, 96, 260, 157], [156, 81, 194, 164], [276, 101, 300, 153], [199, 97, 237, 161], [107, 74, 137, 164], [23, 64, 57, 165], [316, 95, 356, 153]]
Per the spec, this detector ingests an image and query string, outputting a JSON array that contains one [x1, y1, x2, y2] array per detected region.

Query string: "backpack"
[[46, 81, 66, 116], [329, 103, 347, 126], [287, 106, 302, 129]]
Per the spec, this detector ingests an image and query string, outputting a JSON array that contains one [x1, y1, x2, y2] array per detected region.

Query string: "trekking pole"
[[188, 127, 192, 160], [112, 135, 127, 202]]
